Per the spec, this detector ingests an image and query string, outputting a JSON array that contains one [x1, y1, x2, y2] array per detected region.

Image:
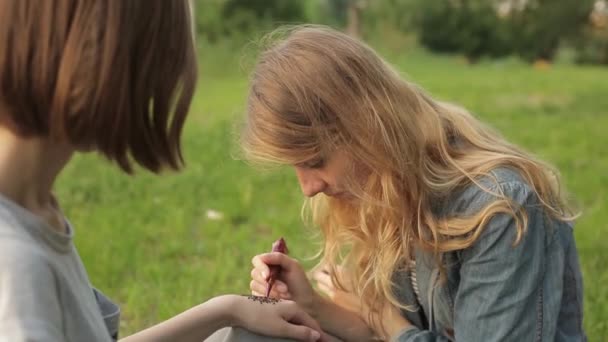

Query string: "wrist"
[[310, 292, 375, 341], [204, 294, 239, 328], [309, 291, 327, 320]]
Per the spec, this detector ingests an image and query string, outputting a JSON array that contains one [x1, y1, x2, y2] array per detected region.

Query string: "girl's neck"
[[0, 125, 73, 233]]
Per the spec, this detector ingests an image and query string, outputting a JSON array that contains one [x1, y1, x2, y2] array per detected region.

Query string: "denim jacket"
[[392, 168, 586, 342]]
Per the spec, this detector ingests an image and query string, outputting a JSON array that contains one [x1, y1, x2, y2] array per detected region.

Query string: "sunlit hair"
[[241, 25, 576, 337], [0, 0, 197, 173]]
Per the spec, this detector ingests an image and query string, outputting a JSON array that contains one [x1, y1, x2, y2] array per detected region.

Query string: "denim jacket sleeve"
[[393, 180, 546, 342]]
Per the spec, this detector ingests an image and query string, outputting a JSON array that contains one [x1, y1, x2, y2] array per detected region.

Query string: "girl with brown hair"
[[0, 2, 323, 341]]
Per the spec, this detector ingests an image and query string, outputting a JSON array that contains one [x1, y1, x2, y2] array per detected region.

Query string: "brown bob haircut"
[[0, 0, 197, 173]]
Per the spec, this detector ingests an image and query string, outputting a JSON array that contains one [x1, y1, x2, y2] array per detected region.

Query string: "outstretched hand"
[[230, 295, 324, 342]]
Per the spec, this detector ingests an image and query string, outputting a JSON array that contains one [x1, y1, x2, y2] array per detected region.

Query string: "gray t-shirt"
[[0, 194, 119, 341]]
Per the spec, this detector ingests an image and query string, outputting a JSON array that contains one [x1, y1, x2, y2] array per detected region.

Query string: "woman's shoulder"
[[444, 168, 550, 259], [472, 167, 531, 194], [445, 167, 534, 216]]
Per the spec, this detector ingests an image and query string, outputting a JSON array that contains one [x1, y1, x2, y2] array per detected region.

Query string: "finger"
[[311, 269, 324, 280], [250, 280, 270, 296], [249, 278, 288, 295], [250, 267, 267, 282], [249, 268, 290, 298], [271, 280, 289, 294], [320, 332, 344, 342], [312, 270, 333, 287], [316, 284, 334, 298], [284, 303, 322, 330], [250, 280, 290, 299], [257, 252, 295, 274], [280, 292, 293, 300], [278, 323, 321, 342], [313, 278, 330, 292], [312, 272, 335, 297], [283, 307, 323, 341], [251, 255, 271, 279]]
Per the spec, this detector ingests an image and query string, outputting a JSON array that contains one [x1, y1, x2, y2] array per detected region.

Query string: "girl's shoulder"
[[443, 167, 534, 217]]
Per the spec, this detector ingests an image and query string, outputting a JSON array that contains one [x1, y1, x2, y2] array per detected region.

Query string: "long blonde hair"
[[241, 25, 575, 336]]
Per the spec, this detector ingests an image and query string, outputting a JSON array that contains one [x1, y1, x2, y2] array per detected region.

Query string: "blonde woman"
[[246, 25, 585, 341]]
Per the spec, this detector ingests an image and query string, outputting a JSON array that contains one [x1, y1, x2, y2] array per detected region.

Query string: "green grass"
[[56, 45, 608, 338]]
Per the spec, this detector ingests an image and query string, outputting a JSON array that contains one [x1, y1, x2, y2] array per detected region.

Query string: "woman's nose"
[[294, 167, 327, 197]]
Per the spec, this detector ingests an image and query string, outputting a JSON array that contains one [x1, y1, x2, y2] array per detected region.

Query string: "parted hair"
[[0, 0, 197, 173]]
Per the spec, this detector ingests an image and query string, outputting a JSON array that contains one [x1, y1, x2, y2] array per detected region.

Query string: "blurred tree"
[[509, 0, 595, 62], [193, 0, 306, 42], [366, 0, 418, 33], [222, 0, 305, 26], [193, 0, 226, 43], [415, 0, 512, 61], [574, 0, 608, 64], [315, 0, 367, 37], [412, 0, 596, 63], [319, 0, 348, 28], [346, 0, 366, 38]]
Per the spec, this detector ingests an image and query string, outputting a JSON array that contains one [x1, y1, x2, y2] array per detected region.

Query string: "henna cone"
[[265, 237, 289, 297]]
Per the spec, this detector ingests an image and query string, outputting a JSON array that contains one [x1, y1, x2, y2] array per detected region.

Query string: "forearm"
[[313, 295, 376, 342], [120, 295, 234, 342]]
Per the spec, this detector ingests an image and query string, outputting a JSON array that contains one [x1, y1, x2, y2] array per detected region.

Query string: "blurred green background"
[[56, 0, 608, 338]]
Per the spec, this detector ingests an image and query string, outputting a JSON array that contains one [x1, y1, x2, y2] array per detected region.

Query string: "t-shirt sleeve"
[[0, 242, 64, 341]]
